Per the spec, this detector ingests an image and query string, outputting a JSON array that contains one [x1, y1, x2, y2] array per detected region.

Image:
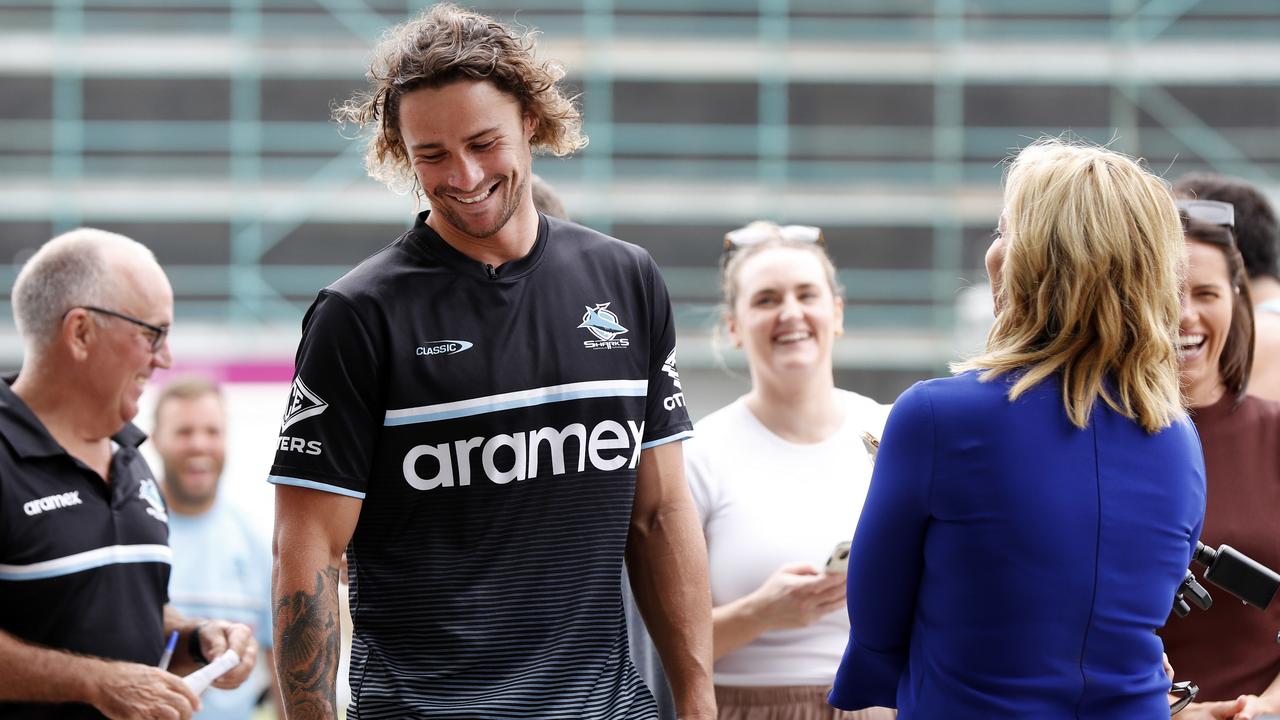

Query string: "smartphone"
[[824, 540, 852, 574], [861, 431, 880, 462]]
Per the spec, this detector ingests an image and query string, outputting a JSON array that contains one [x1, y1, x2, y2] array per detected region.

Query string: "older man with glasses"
[[0, 228, 257, 720]]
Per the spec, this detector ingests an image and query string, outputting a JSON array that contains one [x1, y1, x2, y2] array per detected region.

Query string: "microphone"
[[1168, 543, 1280, 715], [1193, 542, 1280, 612]]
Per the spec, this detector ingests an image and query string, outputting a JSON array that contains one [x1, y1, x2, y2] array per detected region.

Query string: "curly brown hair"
[[334, 3, 587, 194]]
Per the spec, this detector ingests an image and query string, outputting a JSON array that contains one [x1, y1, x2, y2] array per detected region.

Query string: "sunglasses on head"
[[723, 224, 825, 253], [1176, 199, 1235, 228]]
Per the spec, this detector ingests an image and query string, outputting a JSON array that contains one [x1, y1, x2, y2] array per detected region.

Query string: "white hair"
[[11, 228, 158, 352]]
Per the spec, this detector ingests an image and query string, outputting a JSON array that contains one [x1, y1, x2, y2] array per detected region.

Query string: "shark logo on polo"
[[578, 303, 630, 350], [402, 419, 645, 491], [138, 478, 168, 523]]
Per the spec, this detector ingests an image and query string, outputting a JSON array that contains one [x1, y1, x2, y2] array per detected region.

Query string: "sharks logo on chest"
[[578, 303, 630, 350]]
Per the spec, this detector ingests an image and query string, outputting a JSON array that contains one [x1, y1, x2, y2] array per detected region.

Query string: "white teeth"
[[453, 185, 494, 204], [776, 331, 812, 343], [1176, 334, 1205, 360]]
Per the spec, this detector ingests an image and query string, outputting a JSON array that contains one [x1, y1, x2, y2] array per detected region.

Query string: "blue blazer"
[[830, 372, 1205, 719]]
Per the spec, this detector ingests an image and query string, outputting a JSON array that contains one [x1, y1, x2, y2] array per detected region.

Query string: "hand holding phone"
[[824, 540, 852, 574]]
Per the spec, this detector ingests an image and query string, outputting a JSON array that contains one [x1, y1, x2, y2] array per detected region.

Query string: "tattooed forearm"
[[275, 566, 340, 720]]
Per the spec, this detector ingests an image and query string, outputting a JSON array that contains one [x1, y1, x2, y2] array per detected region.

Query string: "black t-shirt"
[[269, 212, 692, 718], [0, 376, 171, 719]]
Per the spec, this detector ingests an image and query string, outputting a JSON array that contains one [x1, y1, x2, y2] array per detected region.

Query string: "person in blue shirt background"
[[155, 376, 277, 720], [829, 138, 1206, 719]]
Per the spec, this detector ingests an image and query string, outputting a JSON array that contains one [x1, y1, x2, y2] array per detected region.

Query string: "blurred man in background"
[[155, 376, 276, 720], [0, 228, 255, 719], [1176, 173, 1280, 401]]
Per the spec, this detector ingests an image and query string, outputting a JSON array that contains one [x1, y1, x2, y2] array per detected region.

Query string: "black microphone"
[[1193, 542, 1280, 612], [1167, 544, 1280, 715]]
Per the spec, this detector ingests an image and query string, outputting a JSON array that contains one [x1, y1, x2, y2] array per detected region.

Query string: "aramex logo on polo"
[[24, 491, 83, 517]]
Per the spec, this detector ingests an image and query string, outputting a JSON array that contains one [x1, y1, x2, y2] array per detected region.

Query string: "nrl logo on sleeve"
[[281, 377, 329, 432], [578, 302, 630, 350]]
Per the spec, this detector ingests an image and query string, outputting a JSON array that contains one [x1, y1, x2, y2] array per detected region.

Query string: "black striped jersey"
[[268, 211, 692, 719]]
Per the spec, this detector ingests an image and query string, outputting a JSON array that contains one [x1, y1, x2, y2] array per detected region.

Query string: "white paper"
[[183, 649, 240, 695]]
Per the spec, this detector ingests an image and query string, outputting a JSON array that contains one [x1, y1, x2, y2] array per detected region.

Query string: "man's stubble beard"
[[432, 171, 530, 241], [162, 458, 220, 509]]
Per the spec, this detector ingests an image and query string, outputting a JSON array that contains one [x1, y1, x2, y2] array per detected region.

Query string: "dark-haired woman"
[[1159, 208, 1280, 720]]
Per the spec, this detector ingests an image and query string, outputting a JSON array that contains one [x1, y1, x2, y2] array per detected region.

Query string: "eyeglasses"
[[1168, 680, 1198, 714], [67, 306, 170, 352], [723, 224, 825, 253], [1176, 199, 1235, 228]]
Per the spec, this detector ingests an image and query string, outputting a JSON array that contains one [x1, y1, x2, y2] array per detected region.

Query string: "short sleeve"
[[850, 392, 893, 440], [871, 400, 893, 438], [639, 257, 694, 449], [267, 290, 384, 499], [681, 434, 716, 528]]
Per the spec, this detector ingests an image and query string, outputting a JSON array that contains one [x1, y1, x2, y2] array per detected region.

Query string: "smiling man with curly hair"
[[269, 6, 715, 719]]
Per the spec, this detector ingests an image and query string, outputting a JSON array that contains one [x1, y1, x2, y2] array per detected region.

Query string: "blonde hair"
[[952, 139, 1185, 433], [334, 3, 587, 195]]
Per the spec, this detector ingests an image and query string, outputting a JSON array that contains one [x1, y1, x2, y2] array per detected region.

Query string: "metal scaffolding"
[[1, 0, 1278, 369]]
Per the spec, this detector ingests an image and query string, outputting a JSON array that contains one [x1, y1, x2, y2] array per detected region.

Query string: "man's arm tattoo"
[[275, 567, 341, 720]]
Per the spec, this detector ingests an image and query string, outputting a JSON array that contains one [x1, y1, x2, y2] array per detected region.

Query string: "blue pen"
[[157, 630, 179, 671]]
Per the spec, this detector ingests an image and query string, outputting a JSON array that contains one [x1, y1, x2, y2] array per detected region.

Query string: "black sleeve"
[[640, 255, 694, 448], [267, 290, 384, 499]]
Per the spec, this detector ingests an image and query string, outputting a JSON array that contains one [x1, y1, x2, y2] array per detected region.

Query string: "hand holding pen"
[[79, 632, 201, 720], [157, 630, 179, 672]]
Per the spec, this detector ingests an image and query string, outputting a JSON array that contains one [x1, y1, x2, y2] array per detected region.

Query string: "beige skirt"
[[715, 685, 896, 720]]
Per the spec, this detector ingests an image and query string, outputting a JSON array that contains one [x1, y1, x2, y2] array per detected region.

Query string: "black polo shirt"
[[0, 376, 171, 719], [269, 212, 692, 718]]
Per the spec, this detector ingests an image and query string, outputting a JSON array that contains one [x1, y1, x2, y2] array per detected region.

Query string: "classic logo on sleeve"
[[661, 348, 686, 410], [578, 303, 630, 350]]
